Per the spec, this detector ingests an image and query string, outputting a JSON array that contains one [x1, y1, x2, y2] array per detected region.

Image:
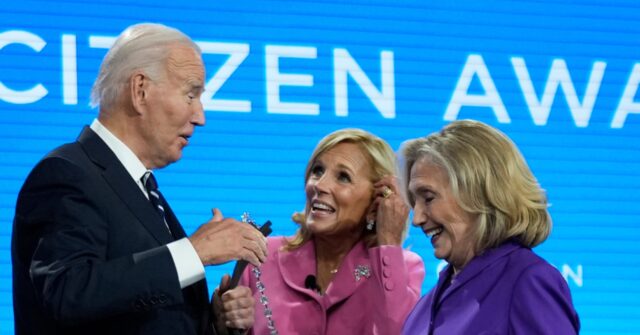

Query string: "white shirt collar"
[[90, 119, 149, 185]]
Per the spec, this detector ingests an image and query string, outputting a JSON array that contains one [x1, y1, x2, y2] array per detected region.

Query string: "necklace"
[[242, 212, 278, 335], [252, 266, 278, 335]]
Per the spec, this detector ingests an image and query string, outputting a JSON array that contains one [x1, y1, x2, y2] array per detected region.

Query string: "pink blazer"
[[240, 236, 425, 335]]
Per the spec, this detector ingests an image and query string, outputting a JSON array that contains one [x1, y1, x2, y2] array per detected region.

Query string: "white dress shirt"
[[90, 119, 205, 288]]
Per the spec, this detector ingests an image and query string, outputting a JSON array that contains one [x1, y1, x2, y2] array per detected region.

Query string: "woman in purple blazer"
[[400, 120, 580, 335], [216, 129, 425, 334]]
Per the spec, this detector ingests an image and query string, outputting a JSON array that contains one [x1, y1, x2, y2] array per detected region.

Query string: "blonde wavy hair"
[[400, 120, 551, 253], [285, 128, 397, 250]]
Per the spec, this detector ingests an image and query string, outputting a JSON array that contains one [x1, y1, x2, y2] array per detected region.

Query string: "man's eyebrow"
[[188, 82, 204, 93]]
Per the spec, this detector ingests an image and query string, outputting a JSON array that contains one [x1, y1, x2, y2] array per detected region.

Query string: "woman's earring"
[[366, 218, 375, 231]]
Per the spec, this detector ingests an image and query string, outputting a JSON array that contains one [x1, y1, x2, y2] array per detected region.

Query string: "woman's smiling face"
[[304, 142, 374, 237], [408, 158, 477, 272]]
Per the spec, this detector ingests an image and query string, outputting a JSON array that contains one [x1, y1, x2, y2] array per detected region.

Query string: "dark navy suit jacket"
[[403, 241, 580, 335], [12, 127, 212, 335]]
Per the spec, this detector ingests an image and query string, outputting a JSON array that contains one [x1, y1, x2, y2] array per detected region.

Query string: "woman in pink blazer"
[[218, 128, 425, 334]]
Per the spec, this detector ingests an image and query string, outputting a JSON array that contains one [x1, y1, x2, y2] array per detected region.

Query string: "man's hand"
[[190, 208, 267, 266], [213, 274, 255, 333]]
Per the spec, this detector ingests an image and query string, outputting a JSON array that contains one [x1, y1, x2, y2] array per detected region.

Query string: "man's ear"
[[130, 72, 148, 113]]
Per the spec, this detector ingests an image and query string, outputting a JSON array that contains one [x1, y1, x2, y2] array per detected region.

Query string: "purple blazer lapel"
[[439, 241, 522, 303], [431, 265, 453, 311]]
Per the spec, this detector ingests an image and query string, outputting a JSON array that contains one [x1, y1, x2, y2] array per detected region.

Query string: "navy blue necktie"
[[142, 172, 178, 238]]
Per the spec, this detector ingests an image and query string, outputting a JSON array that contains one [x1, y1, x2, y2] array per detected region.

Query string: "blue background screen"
[[1, 1, 639, 333]]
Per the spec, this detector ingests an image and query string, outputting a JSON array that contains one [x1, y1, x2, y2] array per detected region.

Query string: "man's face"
[[141, 45, 205, 169]]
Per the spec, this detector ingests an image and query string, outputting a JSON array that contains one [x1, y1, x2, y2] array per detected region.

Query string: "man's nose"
[[192, 100, 205, 126]]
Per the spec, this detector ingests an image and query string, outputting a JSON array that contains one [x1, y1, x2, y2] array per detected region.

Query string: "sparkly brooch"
[[354, 265, 371, 281]]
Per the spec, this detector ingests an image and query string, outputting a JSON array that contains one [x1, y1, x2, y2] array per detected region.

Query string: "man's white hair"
[[90, 23, 200, 110]]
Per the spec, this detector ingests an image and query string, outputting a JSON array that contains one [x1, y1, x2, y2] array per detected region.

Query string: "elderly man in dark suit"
[[11, 23, 265, 335]]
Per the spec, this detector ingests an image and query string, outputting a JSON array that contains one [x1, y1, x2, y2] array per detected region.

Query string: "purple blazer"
[[403, 241, 580, 335], [240, 236, 425, 335]]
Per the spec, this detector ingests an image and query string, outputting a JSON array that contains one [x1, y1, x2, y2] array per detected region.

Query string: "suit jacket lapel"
[[163, 204, 187, 239], [76, 127, 174, 245], [439, 241, 522, 303], [278, 239, 371, 308], [323, 241, 370, 307], [429, 265, 454, 323], [278, 238, 323, 303]]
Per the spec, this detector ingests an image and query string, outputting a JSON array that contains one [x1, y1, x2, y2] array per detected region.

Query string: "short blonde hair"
[[400, 120, 550, 252], [286, 128, 397, 250]]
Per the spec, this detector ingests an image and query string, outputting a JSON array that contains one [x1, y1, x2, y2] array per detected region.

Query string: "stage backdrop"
[[1, 1, 639, 333]]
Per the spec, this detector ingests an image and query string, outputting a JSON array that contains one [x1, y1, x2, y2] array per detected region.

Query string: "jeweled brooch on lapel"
[[354, 265, 371, 281]]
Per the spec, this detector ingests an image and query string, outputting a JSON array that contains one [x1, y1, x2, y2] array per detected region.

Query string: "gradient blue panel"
[[1, 1, 639, 334]]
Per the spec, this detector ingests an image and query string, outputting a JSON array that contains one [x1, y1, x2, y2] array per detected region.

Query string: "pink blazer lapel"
[[278, 238, 321, 302], [324, 241, 371, 307], [277, 238, 372, 308]]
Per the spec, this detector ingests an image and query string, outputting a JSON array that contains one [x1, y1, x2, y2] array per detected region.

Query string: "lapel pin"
[[354, 265, 371, 281]]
